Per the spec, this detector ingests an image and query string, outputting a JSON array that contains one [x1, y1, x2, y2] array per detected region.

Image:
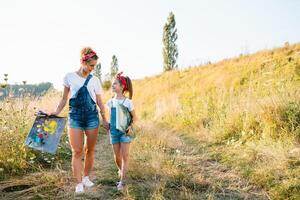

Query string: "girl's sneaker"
[[117, 181, 125, 191], [82, 176, 94, 188], [75, 183, 84, 193]]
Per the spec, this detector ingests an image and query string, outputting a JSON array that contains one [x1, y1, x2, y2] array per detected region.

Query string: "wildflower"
[[30, 156, 36, 160]]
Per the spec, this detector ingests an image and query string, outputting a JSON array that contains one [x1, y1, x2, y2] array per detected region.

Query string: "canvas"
[[25, 111, 67, 154]]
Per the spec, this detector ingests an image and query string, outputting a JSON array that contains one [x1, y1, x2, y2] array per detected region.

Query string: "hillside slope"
[[130, 43, 300, 199]]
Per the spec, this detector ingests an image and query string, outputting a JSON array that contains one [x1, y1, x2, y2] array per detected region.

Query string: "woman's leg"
[[69, 128, 84, 183], [83, 128, 98, 177], [112, 143, 122, 171], [120, 143, 130, 182]]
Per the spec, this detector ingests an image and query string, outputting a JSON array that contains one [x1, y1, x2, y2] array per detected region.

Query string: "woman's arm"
[[96, 94, 109, 130], [50, 86, 70, 116]]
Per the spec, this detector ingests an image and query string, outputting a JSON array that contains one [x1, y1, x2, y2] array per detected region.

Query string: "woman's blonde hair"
[[80, 47, 99, 63]]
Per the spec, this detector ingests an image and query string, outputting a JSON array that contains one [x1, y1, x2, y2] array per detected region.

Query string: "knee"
[[121, 153, 129, 162], [114, 153, 121, 161], [72, 148, 83, 158], [85, 146, 95, 156]]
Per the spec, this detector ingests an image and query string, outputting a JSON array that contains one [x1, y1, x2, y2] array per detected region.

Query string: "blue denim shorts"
[[68, 108, 99, 130], [68, 117, 99, 130], [110, 129, 132, 144]]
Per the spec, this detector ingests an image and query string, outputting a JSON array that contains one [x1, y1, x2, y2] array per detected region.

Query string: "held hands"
[[102, 119, 110, 130]]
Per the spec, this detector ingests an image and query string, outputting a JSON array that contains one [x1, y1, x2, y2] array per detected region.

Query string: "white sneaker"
[[117, 181, 125, 191], [82, 176, 94, 188], [75, 183, 84, 193]]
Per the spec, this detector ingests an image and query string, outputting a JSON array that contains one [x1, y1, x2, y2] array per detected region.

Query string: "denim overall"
[[110, 103, 131, 144], [68, 74, 99, 130]]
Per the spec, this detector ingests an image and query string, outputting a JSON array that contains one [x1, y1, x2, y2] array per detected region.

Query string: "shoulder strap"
[[121, 98, 126, 105], [83, 74, 93, 86]]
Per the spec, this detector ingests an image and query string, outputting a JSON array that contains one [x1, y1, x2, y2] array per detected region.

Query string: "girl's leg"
[[69, 128, 84, 183], [83, 128, 98, 176], [120, 143, 130, 182], [112, 143, 122, 171]]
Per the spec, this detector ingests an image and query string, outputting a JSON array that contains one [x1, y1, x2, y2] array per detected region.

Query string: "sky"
[[0, 0, 299, 90]]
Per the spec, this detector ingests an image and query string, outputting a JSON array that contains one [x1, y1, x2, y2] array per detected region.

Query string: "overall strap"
[[113, 97, 127, 106], [83, 74, 93, 87], [121, 98, 126, 105]]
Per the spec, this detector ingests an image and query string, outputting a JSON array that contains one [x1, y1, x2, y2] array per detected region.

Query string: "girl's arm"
[[126, 110, 137, 133], [130, 110, 137, 126], [96, 94, 109, 130], [50, 86, 70, 116]]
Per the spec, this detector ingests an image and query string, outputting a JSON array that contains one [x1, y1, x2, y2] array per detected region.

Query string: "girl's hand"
[[102, 120, 109, 130], [126, 124, 133, 135]]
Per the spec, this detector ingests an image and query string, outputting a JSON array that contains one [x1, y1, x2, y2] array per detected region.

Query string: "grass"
[[0, 89, 72, 180], [0, 42, 299, 199], [130, 42, 300, 199], [126, 122, 268, 199]]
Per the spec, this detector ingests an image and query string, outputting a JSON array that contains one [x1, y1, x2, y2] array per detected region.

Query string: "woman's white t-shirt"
[[63, 72, 103, 103]]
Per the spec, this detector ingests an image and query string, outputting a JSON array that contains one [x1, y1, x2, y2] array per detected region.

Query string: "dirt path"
[[0, 123, 270, 200]]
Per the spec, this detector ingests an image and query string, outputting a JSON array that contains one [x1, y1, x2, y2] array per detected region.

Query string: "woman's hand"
[[48, 111, 60, 116]]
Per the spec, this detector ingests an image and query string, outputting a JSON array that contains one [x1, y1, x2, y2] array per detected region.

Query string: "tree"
[[111, 55, 119, 79], [93, 63, 102, 85], [162, 12, 178, 71]]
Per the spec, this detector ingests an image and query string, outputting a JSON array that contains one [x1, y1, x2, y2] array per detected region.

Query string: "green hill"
[[130, 42, 300, 199]]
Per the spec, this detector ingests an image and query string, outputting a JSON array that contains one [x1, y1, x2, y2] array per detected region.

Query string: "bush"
[[278, 102, 300, 139], [102, 80, 112, 91]]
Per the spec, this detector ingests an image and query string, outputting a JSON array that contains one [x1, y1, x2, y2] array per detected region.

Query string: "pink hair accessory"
[[116, 72, 128, 91], [81, 51, 97, 62]]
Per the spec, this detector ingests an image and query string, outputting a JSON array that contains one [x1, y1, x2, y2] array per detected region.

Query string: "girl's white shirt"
[[106, 98, 134, 112]]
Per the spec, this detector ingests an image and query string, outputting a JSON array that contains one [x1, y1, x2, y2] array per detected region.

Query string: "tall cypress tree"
[[93, 63, 102, 85], [163, 12, 178, 71], [111, 55, 119, 79]]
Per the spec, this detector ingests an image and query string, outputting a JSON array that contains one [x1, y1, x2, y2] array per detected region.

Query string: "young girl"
[[107, 72, 137, 191], [49, 47, 109, 193]]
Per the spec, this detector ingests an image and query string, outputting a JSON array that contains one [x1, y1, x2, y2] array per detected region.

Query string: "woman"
[[50, 47, 109, 193]]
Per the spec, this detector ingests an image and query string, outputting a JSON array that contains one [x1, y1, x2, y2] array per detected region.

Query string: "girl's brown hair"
[[125, 76, 133, 99]]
